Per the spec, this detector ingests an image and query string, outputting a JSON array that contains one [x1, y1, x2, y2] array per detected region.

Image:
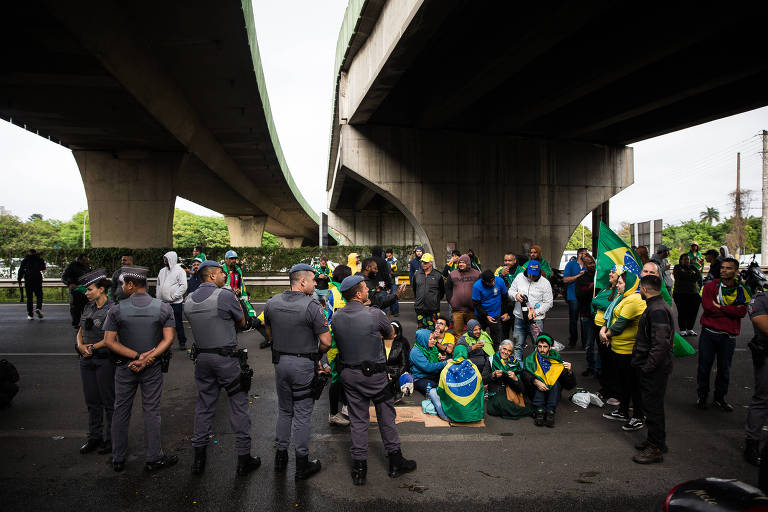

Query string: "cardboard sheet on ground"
[[368, 406, 425, 424]]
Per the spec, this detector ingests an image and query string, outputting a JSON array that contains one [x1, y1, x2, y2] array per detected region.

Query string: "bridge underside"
[[2, 0, 318, 247], [329, 0, 768, 262]]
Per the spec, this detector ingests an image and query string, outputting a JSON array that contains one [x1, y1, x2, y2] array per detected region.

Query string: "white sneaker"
[[689, 329, 698, 336], [27, 315, 34, 320], [35, 308, 44, 319], [329, 413, 350, 426], [606, 397, 620, 406], [680, 330, 688, 336]]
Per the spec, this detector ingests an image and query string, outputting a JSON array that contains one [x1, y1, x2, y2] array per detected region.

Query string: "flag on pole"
[[595, 221, 642, 290]]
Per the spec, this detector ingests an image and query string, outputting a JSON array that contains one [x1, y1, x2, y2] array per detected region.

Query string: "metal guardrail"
[[0, 276, 291, 288]]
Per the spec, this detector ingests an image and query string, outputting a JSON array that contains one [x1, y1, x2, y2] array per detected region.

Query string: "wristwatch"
[[89, 344, 95, 352]]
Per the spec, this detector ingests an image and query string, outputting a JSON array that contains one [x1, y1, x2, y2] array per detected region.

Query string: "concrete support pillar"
[[225, 215, 267, 247], [75, 151, 181, 247], [591, 201, 610, 254], [277, 236, 304, 248]]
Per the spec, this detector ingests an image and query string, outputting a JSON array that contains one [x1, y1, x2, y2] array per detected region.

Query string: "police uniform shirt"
[[189, 283, 243, 322], [749, 292, 768, 343], [103, 292, 175, 333], [332, 301, 393, 364], [264, 291, 330, 341], [80, 300, 115, 356]]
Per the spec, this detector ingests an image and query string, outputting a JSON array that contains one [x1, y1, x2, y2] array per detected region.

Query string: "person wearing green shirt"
[[686, 242, 704, 272], [513, 245, 552, 279], [185, 245, 206, 276]]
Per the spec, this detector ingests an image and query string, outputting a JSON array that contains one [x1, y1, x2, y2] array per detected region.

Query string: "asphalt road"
[[0, 300, 762, 511]]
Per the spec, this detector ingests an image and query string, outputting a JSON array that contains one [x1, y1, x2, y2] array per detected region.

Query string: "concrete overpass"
[[2, 0, 320, 248], [327, 1, 768, 263]]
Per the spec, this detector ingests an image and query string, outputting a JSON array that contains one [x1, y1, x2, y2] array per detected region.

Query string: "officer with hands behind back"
[[332, 275, 417, 486], [103, 266, 177, 473], [184, 260, 261, 476], [264, 264, 332, 481]]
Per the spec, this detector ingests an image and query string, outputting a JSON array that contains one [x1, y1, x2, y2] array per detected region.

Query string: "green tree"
[[172, 209, 230, 248], [566, 225, 592, 250], [28, 213, 43, 222], [699, 207, 720, 225]]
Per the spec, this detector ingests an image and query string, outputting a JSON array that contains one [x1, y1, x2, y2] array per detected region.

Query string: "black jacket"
[[61, 260, 90, 287], [574, 270, 596, 316], [385, 338, 410, 379], [356, 271, 398, 309], [632, 295, 674, 374], [17, 254, 46, 282]]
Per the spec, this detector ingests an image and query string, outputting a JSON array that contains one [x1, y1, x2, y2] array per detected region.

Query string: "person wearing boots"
[[746, 289, 768, 466], [184, 261, 260, 476], [522, 333, 574, 428], [263, 264, 332, 481], [332, 275, 416, 485]]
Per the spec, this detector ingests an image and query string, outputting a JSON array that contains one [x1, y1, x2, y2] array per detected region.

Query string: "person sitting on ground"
[[429, 344, 484, 423], [409, 328, 447, 395], [431, 317, 455, 356], [522, 333, 574, 428], [456, 319, 494, 383], [384, 321, 411, 402], [486, 340, 531, 420], [514, 245, 552, 279]]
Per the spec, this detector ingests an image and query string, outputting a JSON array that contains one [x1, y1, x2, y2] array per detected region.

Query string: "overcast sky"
[[1, 1, 766, 233]]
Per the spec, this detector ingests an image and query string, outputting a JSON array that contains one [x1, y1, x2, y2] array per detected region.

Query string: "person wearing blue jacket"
[[409, 328, 447, 395]]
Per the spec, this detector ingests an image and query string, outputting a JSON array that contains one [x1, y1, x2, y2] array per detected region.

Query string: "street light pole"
[[82, 211, 88, 249]]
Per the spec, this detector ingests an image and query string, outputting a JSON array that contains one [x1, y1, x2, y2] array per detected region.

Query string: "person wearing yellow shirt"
[[600, 270, 647, 432], [431, 317, 456, 356]]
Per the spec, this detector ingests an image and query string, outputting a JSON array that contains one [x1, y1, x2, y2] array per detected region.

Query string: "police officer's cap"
[[289, 263, 315, 274], [197, 260, 221, 272], [119, 265, 149, 282], [339, 274, 364, 292], [79, 268, 107, 287]]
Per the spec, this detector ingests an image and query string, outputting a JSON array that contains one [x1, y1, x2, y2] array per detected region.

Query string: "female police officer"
[[75, 269, 115, 455]]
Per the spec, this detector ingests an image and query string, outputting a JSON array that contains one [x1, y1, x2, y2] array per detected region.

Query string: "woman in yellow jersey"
[[600, 270, 647, 431]]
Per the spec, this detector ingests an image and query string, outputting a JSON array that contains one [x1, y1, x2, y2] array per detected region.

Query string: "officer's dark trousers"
[[274, 356, 315, 456], [746, 354, 768, 441], [25, 280, 43, 316], [79, 356, 115, 442], [70, 290, 88, 328], [192, 353, 251, 455], [112, 364, 164, 463], [341, 369, 400, 461], [638, 367, 669, 450], [169, 303, 187, 347]]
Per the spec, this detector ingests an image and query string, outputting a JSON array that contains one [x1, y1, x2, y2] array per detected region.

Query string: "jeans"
[[169, 302, 187, 347], [429, 388, 449, 421], [581, 318, 601, 372], [533, 381, 561, 413], [414, 378, 438, 395], [567, 300, 580, 345], [389, 296, 400, 315], [697, 329, 736, 400], [512, 317, 543, 362]]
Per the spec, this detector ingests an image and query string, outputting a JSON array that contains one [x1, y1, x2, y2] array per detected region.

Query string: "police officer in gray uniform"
[[746, 290, 768, 466], [333, 275, 416, 485], [264, 263, 332, 480], [184, 260, 261, 476], [103, 266, 178, 473], [75, 268, 116, 455]]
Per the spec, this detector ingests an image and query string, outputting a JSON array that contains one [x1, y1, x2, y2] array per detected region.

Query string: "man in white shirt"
[[508, 260, 553, 362], [156, 251, 188, 350]]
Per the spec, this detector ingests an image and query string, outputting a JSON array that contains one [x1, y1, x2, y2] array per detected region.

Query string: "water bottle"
[[426, 382, 432, 394]]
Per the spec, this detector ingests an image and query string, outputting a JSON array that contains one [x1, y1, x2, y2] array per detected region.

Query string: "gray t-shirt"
[[103, 292, 175, 332], [749, 292, 768, 343], [187, 283, 243, 321]]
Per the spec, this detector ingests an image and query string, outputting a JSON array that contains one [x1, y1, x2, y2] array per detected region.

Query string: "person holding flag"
[[522, 333, 574, 428]]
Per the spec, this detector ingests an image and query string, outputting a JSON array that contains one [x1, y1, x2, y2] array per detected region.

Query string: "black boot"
[[387, 450, 416, 478], [534, 409, 545, 427], [97, 441, 112, 455], [295, 453, 321, 481], [351, 459, 367, 486], [191, 447, 206, 475], [274, 449, 288, 472], [745, 438, 762, 467], [545, 411, 556, 428], [79, 438, 102, 454], [236, 454, 261, 476]]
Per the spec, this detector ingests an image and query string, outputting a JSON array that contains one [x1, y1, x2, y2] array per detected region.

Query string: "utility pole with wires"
[[762, 130, 767, 262], [728, 152, 744, 257]]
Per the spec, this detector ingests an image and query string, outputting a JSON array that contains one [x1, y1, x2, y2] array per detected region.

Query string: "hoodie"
[[408, 328, 446, 380], [156, 251, 188, 304], [409, 246, 424, 283], [445, 255, 481, 312]]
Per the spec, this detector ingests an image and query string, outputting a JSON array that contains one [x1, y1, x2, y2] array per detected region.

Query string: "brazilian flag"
[[437, 359, 484, 423], [596, 221, 642, 290], [524, 349, 564, 389]]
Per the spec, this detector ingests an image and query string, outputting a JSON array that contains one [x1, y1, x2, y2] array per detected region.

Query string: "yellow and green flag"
[[596, 221, 642, 290]]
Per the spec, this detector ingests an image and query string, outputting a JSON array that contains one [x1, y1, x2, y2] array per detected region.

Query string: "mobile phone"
[[378, 281, 385, 288]]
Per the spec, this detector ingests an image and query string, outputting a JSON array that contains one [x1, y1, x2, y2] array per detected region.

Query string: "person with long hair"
[[673, 253, 702, 336], [75, 269, 115, 455]]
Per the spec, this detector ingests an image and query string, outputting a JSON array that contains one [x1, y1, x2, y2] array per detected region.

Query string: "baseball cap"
[[225, 250, 238, 259], [421, 253, 435, 263], [527, 260, 541, 276]]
